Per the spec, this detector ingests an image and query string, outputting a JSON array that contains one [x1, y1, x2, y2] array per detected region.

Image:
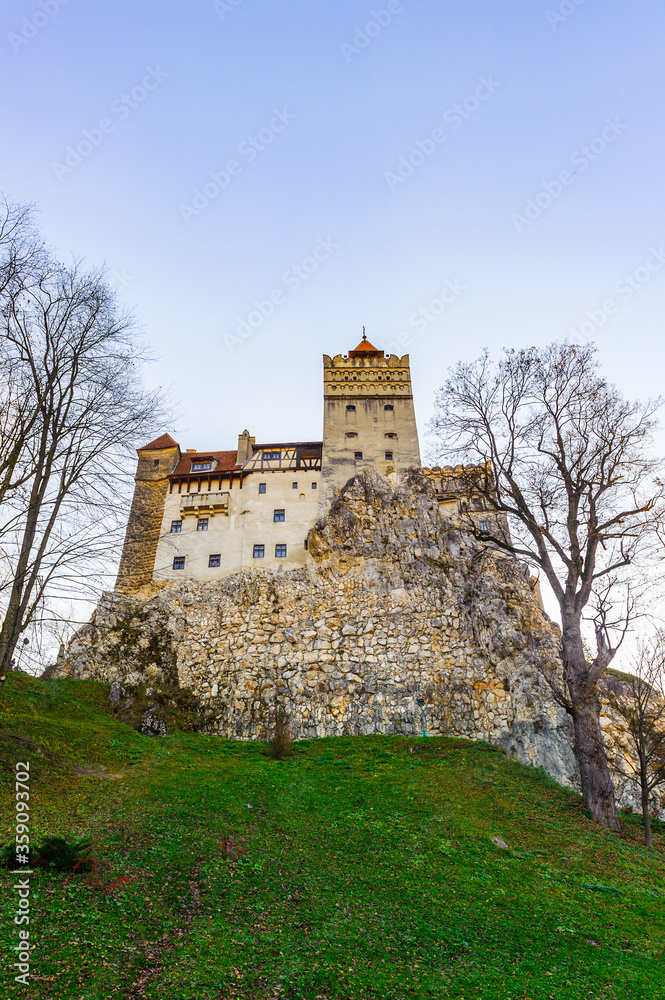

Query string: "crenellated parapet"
[[323, 352, 413, 398]]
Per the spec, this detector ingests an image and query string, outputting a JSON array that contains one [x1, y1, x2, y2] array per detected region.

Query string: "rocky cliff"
[[55, 470, 645, 808]]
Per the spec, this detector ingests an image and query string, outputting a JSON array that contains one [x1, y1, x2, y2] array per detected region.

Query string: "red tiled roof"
[[140, 433, 180, 451], [171, 450, 240, 477], [348, 332, 384, 359]]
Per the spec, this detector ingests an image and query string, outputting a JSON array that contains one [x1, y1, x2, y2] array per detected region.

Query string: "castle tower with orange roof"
[[321, 331, 421, 504]]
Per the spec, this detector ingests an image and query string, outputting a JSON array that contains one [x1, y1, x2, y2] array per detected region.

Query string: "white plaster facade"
[[154, 463, 321, 582]]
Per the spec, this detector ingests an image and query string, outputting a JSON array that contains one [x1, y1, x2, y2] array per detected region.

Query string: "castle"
[[115, 334, 493, 592], [58, 334, 642, 811]]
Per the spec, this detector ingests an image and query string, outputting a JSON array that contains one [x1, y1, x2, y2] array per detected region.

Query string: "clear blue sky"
[[2, 0, 664, 457]]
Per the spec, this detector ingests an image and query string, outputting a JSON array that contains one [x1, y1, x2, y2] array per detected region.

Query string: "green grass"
[[1, 671, 664, 1000]]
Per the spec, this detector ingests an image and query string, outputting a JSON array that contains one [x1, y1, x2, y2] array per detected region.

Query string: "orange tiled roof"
[[140, 433, 180, 451], [348, 332, 384, 358], [171, 451, 240, 476]]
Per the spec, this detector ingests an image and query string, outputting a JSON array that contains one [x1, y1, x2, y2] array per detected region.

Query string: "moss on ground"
[[0, 671, 663, 1000]]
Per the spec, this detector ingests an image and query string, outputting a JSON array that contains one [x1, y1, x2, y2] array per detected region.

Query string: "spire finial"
[[362, 326, 367, 341]]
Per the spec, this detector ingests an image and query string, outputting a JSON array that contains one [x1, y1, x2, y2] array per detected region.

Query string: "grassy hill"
[[0, 672, 663, 1000]]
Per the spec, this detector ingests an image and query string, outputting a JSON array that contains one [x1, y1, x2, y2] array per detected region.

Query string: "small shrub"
[[1, 835, 93, 873], [1, 843, 36, 868], [268, 707, 293, 761]]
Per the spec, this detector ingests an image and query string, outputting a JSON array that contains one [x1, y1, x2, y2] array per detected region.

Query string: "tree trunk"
[[563, 621, 620, 830], [570, 696, 620, 830], [641, 770, 653, 848]]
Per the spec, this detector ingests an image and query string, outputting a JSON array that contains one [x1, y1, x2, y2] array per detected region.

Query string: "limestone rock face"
[[56, 470, 641, 808]]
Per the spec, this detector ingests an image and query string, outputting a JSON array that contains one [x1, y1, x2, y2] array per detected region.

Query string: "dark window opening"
[[346, 405, 356, 412], [385, 451, 393, 461], [311, 482, 318, 490], [384, 404, 394, 411], [274, 509, 285, 522], [258, 483, 266, 494], [253, 545, 265, 558], [275, 544, 287, 558], [292, 482, 298, 489], [354, 452, 363, 460], [173, 556, 185, 570], [153, 459, 160, 469], [170, 520, 182, 533], [192, 461, 212, 472], [209, 554, 221, 568], [197, 518, 209, 531], [346, 432, 358, 438], [479, 521, 489, 533], [264, 451, 280, 460]]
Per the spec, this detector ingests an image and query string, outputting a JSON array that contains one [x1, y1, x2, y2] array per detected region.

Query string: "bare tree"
[[0, 215, 167, 695], [430, 343, 664, 829], [606, 636, 665, 846]]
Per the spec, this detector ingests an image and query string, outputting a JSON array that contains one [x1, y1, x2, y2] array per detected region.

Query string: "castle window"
[[346, 432, 358, 438], [384, 404, 394, 411], [253, 545, 265, 558], [197, 518, 209, 531], [153, 459, 160, 469], [170, 520, 182, 533], [385, 451, 393, 461], [173, 556, 185, 570], [274, 509, 285, 522], [192, 461, 212, 472], [479, 521, 489, 533], [258, 483, 266, 494], [264, 451, 280, 460], [292, 482, 298, 489], [275, 544, 287, 558], [311, 482, 317, 489], [385, 433, 397, 439], [209, 554, 221, 568], [346, 405, 356, 412], [354, 452, 363, 460]]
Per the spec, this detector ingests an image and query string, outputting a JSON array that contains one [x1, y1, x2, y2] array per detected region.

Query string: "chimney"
[[237, 429, 255, 465]]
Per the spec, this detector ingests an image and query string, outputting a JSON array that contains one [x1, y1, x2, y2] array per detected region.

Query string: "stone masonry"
[[115, 436, 181, 593]]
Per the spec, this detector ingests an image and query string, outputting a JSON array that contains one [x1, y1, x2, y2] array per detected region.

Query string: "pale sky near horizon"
[[3, 0, 665, 650]]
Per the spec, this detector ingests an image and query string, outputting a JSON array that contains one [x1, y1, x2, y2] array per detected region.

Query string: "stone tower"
[[115, 434, 181, 593], [321, 333, 421, 503]]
